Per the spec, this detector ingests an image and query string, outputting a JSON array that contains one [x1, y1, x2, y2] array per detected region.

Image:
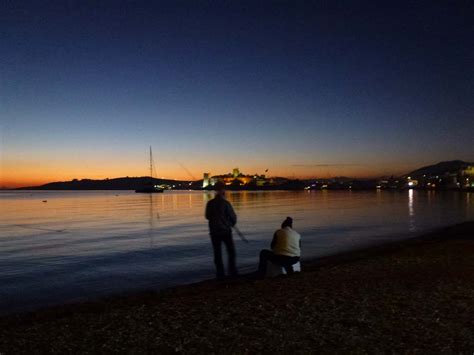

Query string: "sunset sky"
[[1, 1, 473, 188]]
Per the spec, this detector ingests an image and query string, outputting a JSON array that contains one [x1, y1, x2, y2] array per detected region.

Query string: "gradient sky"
[[1, 1, 473, 187]]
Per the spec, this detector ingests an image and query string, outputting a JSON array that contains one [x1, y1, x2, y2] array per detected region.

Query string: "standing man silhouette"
[[205, 182, 238, 280]]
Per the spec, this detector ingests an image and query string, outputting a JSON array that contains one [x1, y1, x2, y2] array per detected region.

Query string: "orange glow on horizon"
[[1, 147, 414, 189], [1, 162, 411, 189]]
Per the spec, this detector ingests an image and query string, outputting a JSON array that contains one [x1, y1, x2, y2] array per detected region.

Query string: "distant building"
[[460, 165, 474, 188], [256, 175, 267, 187], [462, 166, 474, 176], [203, 168, 271, 188], [406, 176, 418, 188], [203, 173, 210, 188]]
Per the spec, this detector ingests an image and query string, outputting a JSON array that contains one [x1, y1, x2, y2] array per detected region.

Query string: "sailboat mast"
[[149, 146, 153, 179]]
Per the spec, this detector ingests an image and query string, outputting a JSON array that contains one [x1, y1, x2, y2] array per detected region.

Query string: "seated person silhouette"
[[257, 217, 301, 277]]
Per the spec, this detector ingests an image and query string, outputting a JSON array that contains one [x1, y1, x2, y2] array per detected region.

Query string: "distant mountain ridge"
[[17, 177, 190, 190], [407, 160, 473, 177]]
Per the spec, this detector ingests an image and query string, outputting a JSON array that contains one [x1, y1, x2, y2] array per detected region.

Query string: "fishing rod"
[[176, 161, 197, 181], [12, 224, 67, 233], [221, 218, 249, 243], [233, 225, 249, 243]]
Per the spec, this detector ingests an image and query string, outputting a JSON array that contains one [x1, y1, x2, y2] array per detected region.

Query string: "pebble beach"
[[1, 222, 473, 353]]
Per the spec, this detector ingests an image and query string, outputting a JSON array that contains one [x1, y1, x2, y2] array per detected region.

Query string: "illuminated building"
[[460, 165, 474, 188], [203, 169, 270, 188], [406, 176, 418, 188], [232, 168, 240, 178], [203, 173, 210, 188]]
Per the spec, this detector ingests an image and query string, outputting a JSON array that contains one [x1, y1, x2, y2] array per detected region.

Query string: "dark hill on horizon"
[[17, 177, 191, 190], [407, 160, 473, 178]]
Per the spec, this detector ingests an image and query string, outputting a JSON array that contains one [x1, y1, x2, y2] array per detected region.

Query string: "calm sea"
[[0, 190, 472, 313]]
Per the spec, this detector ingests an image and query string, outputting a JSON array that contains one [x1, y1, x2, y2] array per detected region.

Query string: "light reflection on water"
[[0, 190, 472, 313], [408, 189, 415, 232]]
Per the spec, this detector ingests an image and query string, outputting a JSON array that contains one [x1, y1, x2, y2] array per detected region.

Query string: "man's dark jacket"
[[205, 195, 237, 235]]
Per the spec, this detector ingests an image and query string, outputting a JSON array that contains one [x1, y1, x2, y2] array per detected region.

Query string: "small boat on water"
[[135, 185, 164, 193], [136, 146, 164, 193]]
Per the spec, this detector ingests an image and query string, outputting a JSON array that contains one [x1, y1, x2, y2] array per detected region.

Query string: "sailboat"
[[135, 146, 165, 193]]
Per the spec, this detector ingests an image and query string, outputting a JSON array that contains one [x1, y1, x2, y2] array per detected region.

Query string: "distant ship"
[[135, 146, 164, 193]]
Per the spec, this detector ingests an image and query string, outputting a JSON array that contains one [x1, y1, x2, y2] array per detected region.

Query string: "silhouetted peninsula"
[[17, 177, 192, 190], [406, 160, 473, 178]]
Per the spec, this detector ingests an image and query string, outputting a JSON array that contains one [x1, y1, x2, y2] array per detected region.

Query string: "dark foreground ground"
[[1, 223, 473, 354]]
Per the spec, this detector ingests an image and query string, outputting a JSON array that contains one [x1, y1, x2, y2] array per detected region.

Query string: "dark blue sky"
[[1, 1, 473, 185]]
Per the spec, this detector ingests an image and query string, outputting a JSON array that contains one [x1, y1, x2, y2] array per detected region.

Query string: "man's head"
[[214, 181, 226, 196], [281, 216, 293, 229]]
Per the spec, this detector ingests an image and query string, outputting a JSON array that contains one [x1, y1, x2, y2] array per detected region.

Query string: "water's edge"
[[2, 221, 472, 317]]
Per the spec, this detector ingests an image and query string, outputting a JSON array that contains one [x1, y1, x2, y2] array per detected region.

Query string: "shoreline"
[[1, 221, 473, 352], [301, 222, 473, 268], [5, 187, 474, 192], [0, 222, 465, 316]]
